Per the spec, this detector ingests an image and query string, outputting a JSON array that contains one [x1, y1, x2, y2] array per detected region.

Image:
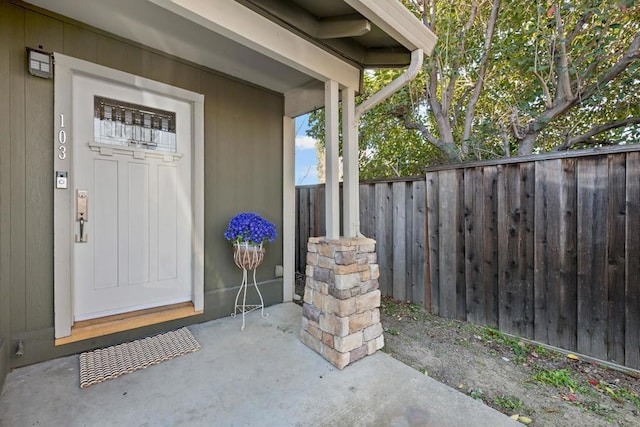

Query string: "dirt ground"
[[379, 297, 640, 426], [294, 276, 640, 426]]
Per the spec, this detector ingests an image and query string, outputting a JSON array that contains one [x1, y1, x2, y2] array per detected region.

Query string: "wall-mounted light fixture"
[[26, 47, 52, 79]]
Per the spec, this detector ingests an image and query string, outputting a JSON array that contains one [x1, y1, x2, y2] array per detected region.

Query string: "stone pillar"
[[300, 236, 383, 369]]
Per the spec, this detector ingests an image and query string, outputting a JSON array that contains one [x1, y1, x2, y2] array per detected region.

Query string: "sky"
[[295, 114, 319, 185]]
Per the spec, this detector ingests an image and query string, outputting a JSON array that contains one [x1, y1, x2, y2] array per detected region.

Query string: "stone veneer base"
[[300, 236, 384, 369]]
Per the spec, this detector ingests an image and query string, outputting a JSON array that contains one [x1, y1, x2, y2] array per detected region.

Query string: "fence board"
[[465, 167, 485, 324], [297, 188, 309, 273], [607, 154, 626, 365], [375, 183, 393, 296], [534, 159, 578, 350], [404, 182, 413, 301], [392, 182, 407, 301], [521, 163, 536, 338], [454, 170, 466, 321], [625, 152, 640, 368], [576, 157, 609, 360], [307, 187, 316, 239], [411, 180, 427, 305], [311, 185, 327, 237], [295, 146, 640, 370], [437, 170, 462, 319], [426, 172, 440, 315], [558, 158, 578, 351], [482, 167, 499, 328], [533, 160, 556, 345], [498, 163, 535, 338], [403, 182, 413, 301], [437, 171, 456, 317], [359, 184, 374, 238]]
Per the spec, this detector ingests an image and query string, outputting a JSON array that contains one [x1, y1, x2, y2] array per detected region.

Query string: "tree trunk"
[[433, 111, 460, 162], [517, 134, 537, 156]]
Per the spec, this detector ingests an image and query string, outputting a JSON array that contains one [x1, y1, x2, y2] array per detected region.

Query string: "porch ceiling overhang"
[[235, 0, 437, 68], [25, 0, 436, 115]]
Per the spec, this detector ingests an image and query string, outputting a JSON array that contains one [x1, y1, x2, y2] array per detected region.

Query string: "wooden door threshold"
[[55, 302, 203, 346]]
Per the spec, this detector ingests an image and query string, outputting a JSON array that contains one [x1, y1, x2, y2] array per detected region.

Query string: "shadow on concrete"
[[0, 303, 518, 426]]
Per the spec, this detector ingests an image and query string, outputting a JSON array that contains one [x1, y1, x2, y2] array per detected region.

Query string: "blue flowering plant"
[[224, 212, 277, 246]]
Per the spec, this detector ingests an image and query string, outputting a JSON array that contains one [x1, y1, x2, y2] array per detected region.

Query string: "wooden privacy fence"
[[296, 177, 428, 305], [295, 145, 640, 370]]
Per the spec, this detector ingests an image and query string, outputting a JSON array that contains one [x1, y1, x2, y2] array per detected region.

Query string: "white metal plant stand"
[[231, 242, 269, 330]]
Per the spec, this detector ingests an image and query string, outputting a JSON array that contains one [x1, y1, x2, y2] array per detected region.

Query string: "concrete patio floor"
[[0, 303, 518, 426]]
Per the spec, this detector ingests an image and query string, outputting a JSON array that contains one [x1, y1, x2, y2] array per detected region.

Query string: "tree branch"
[[384, 159, 402, 178], [566, 10, 593, 46], [424, 0, 436, 31], [453, 85, 473, 125], [579, 31, 640, 102], [425, 0, 443, 119], [427, 55, 444, 120], [463, 1, 478, 33], [401, 115, 440, 146], [462, 0, 500, 143], [443, 1, 477, 113], [416, 0, 457, 161], [511, 107, 523, 140], [517, 30, 640, 154], [499, 124, 511, 158], [555, 117, 640, 151], [575, 60, 598, 92], [554, 4, 574, 101], [532, 70, 553, 109]]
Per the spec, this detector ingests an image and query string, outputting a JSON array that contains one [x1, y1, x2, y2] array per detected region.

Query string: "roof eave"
[[344, 0, 437, 56], [150, 0, 361, 89]]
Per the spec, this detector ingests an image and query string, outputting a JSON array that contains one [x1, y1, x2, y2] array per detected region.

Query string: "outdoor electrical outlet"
[[12, 339, 24, 358], [275, 265, 284, 278]]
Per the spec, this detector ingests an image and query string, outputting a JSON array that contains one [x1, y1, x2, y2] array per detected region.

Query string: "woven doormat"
[[79, 327, 201, 389]]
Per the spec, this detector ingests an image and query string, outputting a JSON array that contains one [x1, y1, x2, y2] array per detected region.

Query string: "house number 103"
[[58, 114, 67, 160]]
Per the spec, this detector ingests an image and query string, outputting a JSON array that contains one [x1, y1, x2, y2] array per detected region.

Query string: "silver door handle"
[[75, 190, 88, 243]]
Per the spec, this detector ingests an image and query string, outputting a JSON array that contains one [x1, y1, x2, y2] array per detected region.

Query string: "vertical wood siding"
[[0, 0, 18, 385], [295, 147, 640, 370], [0, 0, 284, 370]]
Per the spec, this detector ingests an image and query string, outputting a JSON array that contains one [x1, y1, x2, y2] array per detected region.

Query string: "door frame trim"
[[53, 53, 205, 339]]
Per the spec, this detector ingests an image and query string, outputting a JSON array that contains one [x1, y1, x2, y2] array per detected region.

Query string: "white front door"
[[71, 74, 193, 321]]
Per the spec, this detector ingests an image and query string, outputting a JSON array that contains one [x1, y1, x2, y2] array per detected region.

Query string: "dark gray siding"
[[0, 0, 284, 374]]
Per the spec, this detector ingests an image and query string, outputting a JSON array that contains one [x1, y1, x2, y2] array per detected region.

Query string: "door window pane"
[[93, 96, 177, 153]]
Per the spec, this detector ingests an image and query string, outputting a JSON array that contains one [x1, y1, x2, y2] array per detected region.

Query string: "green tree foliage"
[[307, 72, 447, 180], [308, 0, 639, 178]]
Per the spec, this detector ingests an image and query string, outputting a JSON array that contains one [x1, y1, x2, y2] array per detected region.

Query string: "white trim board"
[[53, 53, 205, 339], [150, 0, 361, 89], [282, 116, 296, 302]]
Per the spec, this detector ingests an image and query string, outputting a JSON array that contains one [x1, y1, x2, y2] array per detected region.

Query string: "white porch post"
[[282, 115, 295, 302], [341, 87, 359, 238], [325, 80, 340, 239]]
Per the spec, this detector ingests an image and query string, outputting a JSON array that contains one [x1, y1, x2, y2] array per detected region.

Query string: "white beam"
[[342, 87, 359, 238], [345, 0, 437, 55], [325, 80, 340, 240], [282, 116, 296, 302], [284, 81, 325, 118], [152, 0, 361, 89], [317, 17, 371, 39]]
